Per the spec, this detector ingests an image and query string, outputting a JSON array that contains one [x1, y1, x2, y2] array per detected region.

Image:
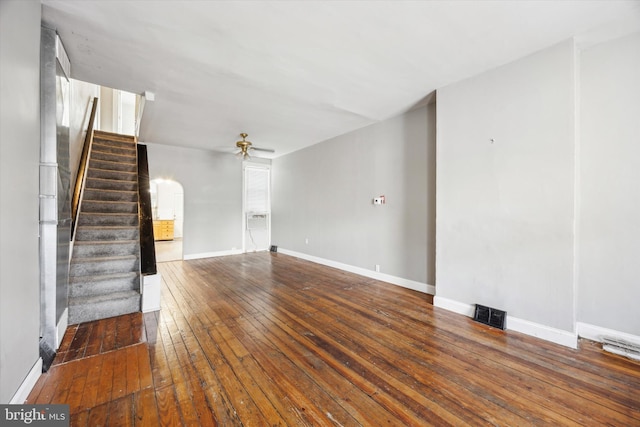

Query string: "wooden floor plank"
[[136, 343, 154, 390], [95, 350, 116, 406], [111, 346, 128, 401], [25, 253, 640, 426], [79, 353, 104, 413], [84, 318, 106, 358], [65, 359, 89, 415], [86, 401, 109, 426], [107, 394, 134, 426], [134, 388, 161, 427], [70, 409, 89, 427], [155, 386, 184, 427], [125, 345, 141, 395]]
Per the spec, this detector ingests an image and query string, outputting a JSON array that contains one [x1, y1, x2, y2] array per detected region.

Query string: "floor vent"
[[602, 336, 640, 361], [473, 304, 506, 330]]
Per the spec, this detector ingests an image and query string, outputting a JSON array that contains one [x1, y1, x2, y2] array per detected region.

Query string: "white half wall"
[[436, 40, 577, 334], [577, 32, 640, 336], [272, 104, 435, 286]]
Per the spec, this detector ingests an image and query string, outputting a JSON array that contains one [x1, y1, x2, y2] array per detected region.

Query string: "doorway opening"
[[150, 179, 184, 262], [243, 163, 271, 252]]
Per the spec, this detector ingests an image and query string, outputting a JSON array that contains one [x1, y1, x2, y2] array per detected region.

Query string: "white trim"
[[577, 322, 640, 346], [142, 273, 162, 313], [433, 296, 475, 317], [508, 316, 577, 349], [56, 308, 68, 348], [183, 248, 244, 260], [572, 41, 581, 343], [279, 248, 435, 295], [10, 358, 43, 404], [434, 297, 578, 349]]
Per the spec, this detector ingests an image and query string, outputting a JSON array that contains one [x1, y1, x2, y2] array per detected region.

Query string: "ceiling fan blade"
[[250, 147, 275, 153]]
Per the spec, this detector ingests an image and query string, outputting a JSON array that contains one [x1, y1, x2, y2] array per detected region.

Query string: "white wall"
[[436, 40, 576, 334], [578, 32, 640, 336], [99, 86, 114, 132], [145, 144, 243, 256], [272, 104, 435, 286], [0, 0, 42, 403], [69, 79, 100, 194]]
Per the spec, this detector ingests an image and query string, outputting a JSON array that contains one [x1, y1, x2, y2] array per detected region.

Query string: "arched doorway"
[[150, 179, 184, 262]]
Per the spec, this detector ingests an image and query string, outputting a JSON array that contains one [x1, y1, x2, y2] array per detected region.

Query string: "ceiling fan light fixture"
[[236, 150, 250, 160], [232, 132, 272, 160]]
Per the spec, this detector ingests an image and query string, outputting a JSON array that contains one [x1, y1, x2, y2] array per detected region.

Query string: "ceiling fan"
[[235, 133, 275, 160]]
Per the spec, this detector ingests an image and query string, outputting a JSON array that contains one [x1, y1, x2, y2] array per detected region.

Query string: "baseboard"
[[9, 358, 43, 404], [56, 308, 68, 348], [577, 322, 640, 345], [433, 296, 578, 349], [508, 316, 577, 349], [278, 249, 434, 295], [183, 248, 243, 260], [433, 296, 475, 317]]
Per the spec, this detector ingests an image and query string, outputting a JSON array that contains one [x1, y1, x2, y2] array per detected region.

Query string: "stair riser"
[[85, 178, 137, 191], [88, 168, 137, 181], [68, 295, 141, 325], [90, 150, 136, 164], [70, 257, 139, 276], [78, 214, 138, 227], [73, 242, 138, 258], [69, 276, 139, 298], [82, 189, 137, 202], [92, 144, 135, 157], [93, 137, 136, 150], [75, 228, 139, 241], [90, 159, 137, 173], [82, 201, 138, 214]]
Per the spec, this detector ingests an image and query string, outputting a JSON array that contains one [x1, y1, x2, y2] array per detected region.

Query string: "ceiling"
[[42, 1, 640, 158]]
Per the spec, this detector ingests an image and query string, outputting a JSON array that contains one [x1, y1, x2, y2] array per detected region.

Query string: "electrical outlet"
[[373, 195, 386, 205], [375, 264, 380, 272], [305, 238, 309, 244]]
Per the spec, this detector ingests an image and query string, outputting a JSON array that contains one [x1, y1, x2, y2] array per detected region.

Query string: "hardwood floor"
[[27, 253, 640, 426]]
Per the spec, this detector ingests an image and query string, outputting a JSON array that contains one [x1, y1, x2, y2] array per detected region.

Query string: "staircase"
[[68, 130, 142, 324]]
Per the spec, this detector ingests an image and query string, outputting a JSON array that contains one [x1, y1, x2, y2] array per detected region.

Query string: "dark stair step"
[[88, 167, 137, 181], [83, 188, 137, 202], [68, 290, 141, 325], [69, 272, 139, 298], [90, 149, 136, 164], [73, 240, 139, 257], [70, 254, 139, 276], [91, 142, 135, 157], [94, 130, 136, 143], [89, 158, 137, 173], [75, 226, 139, 241], [82, 200, 138, 214], [78, 212, 138, 227], [85, 177, 137, 191]]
